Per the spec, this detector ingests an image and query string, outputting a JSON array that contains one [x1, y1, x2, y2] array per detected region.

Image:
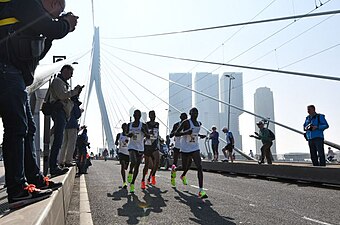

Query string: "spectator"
[[250, 121, 275, 165], [303, 105, 329, 166], [58, 95, 82, 167], [209, 126, 219, 161], [327, 147, 335, 162], [47, 64, 83, 176], [249, 150, 254, 158], [77, 128, 89, 174], [221, 127, 234, 163], [103, 148, 109, 161], [0, 0, 78, 209]]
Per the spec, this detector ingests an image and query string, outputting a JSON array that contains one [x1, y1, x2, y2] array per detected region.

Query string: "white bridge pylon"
[[83, 27, 114, 150]]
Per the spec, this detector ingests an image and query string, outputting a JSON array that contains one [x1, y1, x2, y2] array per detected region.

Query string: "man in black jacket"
[[0, 0, 78, 209]]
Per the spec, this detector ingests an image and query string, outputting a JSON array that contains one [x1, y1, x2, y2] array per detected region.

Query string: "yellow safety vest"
[[0, 0, 19, 26]]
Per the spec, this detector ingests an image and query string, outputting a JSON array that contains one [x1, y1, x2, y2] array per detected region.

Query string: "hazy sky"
[[2, 0, 340, 156]]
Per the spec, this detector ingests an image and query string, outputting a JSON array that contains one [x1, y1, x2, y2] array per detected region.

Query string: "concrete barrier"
[[174, 160, 340, 185], [0, 166, 76, 225]]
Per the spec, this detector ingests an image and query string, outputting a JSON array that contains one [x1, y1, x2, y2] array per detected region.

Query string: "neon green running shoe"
[[171, 170, 177, 179], [130, 184, 135, 193], [122, 182, 128, 189], [127, 173, 133, 183], [198, 190, 208, 199], [171, 177, 176, 187], [180, 175, 188, 185]]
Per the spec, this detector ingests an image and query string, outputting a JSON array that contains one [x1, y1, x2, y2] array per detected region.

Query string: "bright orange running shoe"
[[151, 176, 156, 185]]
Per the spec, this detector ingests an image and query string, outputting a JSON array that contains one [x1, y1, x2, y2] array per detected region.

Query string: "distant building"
[[219, 72, 243, 150], [168, 73, 192, 130], [254, 87, 277, 158]]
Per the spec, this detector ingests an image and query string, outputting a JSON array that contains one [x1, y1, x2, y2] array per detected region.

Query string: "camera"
[[305, 123, 313, 131]]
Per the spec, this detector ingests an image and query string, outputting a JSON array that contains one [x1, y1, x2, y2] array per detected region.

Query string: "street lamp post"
[[225, 73, 235, 130]]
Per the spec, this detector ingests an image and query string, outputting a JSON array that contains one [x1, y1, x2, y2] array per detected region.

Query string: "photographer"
[[0, 0, 78, 208], [303, 105, 329, 166], [47, 64, 83, 176]]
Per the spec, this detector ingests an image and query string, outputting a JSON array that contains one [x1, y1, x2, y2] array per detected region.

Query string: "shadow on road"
[[108, 186, 168, 225], [142, 186, 168, 213], [174, 188, 236, 225], [107, 187, 129, 201]]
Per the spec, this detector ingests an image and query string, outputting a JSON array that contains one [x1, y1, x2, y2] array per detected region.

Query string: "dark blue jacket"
[[65, 100, 81, 129]]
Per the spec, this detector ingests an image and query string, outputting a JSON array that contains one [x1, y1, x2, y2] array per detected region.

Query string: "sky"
[[1, 0, 340, 156]]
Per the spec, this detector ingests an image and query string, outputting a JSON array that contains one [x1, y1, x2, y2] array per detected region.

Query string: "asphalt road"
[[78, 160, 339, 225]]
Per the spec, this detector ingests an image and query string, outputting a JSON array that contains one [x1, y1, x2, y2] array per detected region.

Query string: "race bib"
[[133, 132, 142, 141], [188, 134, 198, 143]]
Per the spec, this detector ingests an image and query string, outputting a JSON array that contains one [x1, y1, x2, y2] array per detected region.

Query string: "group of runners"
[[114, 108, 208, 199]]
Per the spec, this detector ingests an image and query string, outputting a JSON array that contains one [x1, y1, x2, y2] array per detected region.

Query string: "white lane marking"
[[190, 185, 208, 191], [302, 216, 334, 225], [80, 175, 94, 225]]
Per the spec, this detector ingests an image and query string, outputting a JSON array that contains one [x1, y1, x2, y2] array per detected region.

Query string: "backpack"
[[268, 129, 275, 141]]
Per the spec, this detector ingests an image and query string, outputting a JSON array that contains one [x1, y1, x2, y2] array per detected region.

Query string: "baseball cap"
[[256, 121, 264, 125]]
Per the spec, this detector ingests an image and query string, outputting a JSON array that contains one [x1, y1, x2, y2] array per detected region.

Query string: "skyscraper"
[[254, 87, 276, 158], [168, 73, 192, 130], [219, 72, 243, 150]]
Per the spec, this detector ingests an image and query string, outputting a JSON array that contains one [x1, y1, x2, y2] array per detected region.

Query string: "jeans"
[[50, 108, 67, 171], [308, 138, 326, 166], [24, 98, 44, 184], [0, 63, 27, 195]]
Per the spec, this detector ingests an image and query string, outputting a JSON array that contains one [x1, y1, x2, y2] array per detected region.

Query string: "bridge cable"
[[101, 48, 169, 129], [101, 53, 133, 120], [160, 0, 278, 104], [103, 6, 337, 40], [102, 44, 340, 82], [157, 0, 334, 101]]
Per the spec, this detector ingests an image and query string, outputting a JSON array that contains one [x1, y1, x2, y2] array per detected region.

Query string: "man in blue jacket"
[[303, 105, 329, 166]]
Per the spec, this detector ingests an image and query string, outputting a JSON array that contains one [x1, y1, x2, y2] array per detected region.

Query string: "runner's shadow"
[[142, 186, 168, 213], [117, 193, 152, 224], [174, 188, 236, 225], [107, 187, 128, 201]]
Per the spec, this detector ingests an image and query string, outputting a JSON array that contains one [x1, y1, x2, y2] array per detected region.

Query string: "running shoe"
[[198, 190, 208, 199], [171, 165, 177, 179], [151, 176, 156, 185], [8, 184, 52, 210], [122, 182, 128, 189], [130, 184, 135, 193], [127, 173, 133, 183], [171, 177, 176, 187], [141, 181, 146, 190], [37, 176, 62, 191], [180, 175, 188, 185]]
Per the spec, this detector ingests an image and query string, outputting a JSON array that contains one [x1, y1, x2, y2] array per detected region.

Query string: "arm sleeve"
[[319, 115, 329, 130], [14, 0, 70, 39]]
